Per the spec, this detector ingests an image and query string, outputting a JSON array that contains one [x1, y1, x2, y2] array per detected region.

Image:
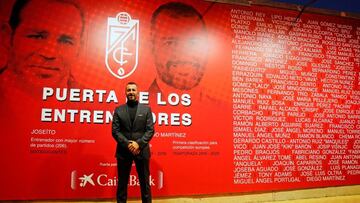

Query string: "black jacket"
[[112, 103, 154, 159]]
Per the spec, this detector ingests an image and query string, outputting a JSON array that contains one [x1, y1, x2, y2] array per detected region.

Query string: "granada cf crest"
[[105, 12, 139, 79]]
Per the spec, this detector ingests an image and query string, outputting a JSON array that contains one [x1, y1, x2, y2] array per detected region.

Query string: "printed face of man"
[[126, 84, 138, 102], [152, 11, 207, 90], [8, 0, 82, 88]]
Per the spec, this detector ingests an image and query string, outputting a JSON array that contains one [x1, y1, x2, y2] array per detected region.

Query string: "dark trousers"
[[117, 156, 151, 203]]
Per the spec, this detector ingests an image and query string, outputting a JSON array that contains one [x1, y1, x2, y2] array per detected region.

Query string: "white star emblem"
[[79, 173, 95, 187]]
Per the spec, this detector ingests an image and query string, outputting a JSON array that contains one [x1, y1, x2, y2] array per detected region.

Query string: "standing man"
[[112, 82, 155, 203]]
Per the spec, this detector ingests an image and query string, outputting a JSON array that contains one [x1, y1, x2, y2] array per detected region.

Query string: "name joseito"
[[31, 129, 56, 135]]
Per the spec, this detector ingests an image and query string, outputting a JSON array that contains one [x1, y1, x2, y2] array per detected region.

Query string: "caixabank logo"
[[70, 170, 163, 190]]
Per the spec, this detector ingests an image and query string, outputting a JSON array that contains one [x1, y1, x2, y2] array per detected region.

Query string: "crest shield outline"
[[105, 12, 139, 79]]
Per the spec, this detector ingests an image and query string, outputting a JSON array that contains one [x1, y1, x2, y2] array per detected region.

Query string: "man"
[[149, 2, 208, 94], [0, 0, 85, 197], [0, 0, 84, 95], [112, 82, 155, 203]]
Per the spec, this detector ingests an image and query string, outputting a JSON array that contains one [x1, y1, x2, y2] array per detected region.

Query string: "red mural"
[[0, 0, 359, 200]]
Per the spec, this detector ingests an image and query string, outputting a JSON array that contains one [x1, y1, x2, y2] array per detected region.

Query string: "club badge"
[[105, 12, 139, 79]]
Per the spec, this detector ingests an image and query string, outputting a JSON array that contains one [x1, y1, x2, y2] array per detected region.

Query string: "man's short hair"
[[127, 81, 137, 85], [8, 0, 29, 31], [9, 0, 85, 36], [126, 81, 138, 87], [150, 2, 205, 31]]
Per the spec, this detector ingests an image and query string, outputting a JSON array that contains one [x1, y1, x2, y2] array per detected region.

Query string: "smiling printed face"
[[8, 0, 82, 88], [152, 10, 208, 90]]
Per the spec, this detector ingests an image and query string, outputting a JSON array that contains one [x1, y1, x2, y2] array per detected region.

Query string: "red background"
[[0, 0, 359, 200]]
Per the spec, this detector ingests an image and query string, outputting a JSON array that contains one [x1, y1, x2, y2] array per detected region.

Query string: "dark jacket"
[[112, 103, 154, 159]]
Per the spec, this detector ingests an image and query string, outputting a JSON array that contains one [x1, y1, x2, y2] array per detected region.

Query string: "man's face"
[[152, 12, 208, 90], [8, 0, 82, 88], [125, 84, 138, 102]]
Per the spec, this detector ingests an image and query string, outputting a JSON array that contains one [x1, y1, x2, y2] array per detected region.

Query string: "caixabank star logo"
[[105, 12, 139, 79]]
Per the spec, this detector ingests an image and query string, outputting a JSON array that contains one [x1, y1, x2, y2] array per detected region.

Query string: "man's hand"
[[128, 141, 140, 155]]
